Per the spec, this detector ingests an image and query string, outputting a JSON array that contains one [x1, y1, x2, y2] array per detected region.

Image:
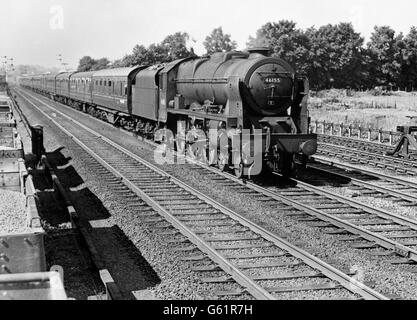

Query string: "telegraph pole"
[[57, 53, 68, 71], [1, 56, 6, 75], [1, 56, 14, 82]]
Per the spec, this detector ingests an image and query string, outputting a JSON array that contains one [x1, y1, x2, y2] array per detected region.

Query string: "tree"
[[247, 21, 311, 76], [77, 56, 110, 71], [203, 27, 237, 54], [112, 55, 133, 68], [78, 56, 96, 71], [14, 64, 59, 76], [91, 57, 110, 70], [160, 32, 195, 61], [400, 27, 417, 90], [367, 26, 404, 87], [112, 32, 195, 68], [306, 23, 365, 89], [127, 44, 153, 65]]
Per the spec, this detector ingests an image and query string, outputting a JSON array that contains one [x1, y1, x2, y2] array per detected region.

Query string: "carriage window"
[[124, 84, 128, 96], [108, 80, 112, 86]]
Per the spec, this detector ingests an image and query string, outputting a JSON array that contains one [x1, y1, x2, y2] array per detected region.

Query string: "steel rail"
[[309, 156, 417, 203], [318, 142, 417, 168], [318, 133, 417, 153], [192, 159, 417, 262], [16, 89, 275, 300], [15, 87, 388, 300], [312, 156, 417, 188], [17, 88, 417, 262], [156, 135, 417, 264], [8, 91, 32, 137], [285, 177, 417, 231], [307, 168, 417, 204], [161, 144, 417, 263]]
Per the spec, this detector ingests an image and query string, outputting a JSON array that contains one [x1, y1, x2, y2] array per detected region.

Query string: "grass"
[[309, 89, 417, 130]]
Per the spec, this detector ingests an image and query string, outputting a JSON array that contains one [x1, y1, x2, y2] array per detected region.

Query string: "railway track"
[[9, 90, 124, 299], [318, 134, 417, 159], [13, 87, 387, 300], [178, 161, 417, 261], [317, 142, 417, 176], [317, 135, 417, 175], [305, 157, 417, 206]]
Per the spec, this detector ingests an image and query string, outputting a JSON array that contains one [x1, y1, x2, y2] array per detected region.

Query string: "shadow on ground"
[[33, 146, 160, 299]]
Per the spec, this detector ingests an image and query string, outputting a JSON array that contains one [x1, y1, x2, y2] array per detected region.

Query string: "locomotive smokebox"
[[247, 47, 271, 57]]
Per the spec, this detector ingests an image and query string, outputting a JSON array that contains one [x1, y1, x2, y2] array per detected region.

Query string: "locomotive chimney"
[[247, 47, 271, 57]]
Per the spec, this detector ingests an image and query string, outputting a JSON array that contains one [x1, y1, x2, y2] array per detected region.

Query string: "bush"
[[368, 88, 384, 96]]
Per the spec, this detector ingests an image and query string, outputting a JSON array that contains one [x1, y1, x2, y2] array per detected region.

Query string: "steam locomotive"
[[19, 47, 317, 177]]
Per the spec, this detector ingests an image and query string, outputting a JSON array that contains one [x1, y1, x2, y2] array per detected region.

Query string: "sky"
[[1, 0, 417, 70]]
